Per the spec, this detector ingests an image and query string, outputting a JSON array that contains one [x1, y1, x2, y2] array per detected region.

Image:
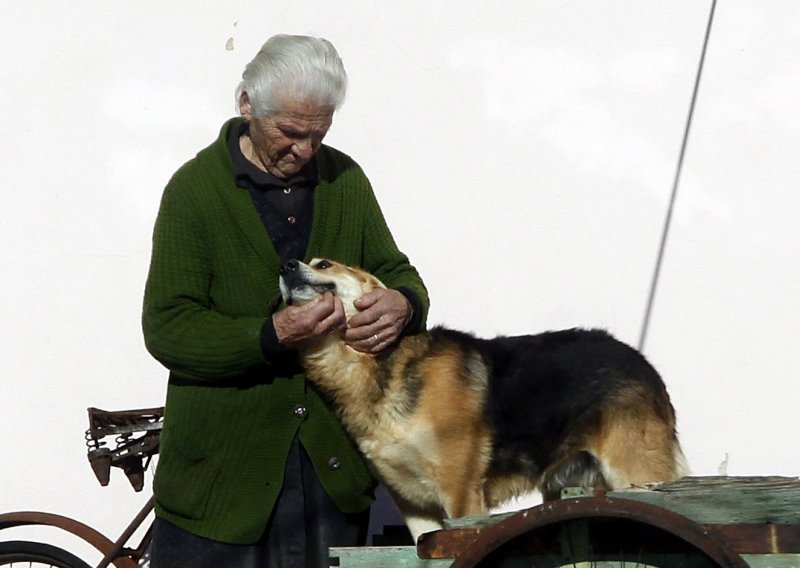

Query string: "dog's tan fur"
[[280, 259, 688, 539]]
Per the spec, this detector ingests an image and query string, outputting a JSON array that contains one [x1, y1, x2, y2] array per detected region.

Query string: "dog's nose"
[[280, 259, 300, 275]]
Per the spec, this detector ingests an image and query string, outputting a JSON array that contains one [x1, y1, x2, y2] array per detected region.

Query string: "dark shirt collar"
[[227, 121, 318, 191]]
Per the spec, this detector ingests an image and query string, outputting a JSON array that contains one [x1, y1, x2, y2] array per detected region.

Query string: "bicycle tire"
[[0, 540, 92, 568]]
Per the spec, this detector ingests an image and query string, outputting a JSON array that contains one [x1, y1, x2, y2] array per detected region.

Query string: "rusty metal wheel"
[[450, 497, 749, 568], [0, 541, 91, 568]]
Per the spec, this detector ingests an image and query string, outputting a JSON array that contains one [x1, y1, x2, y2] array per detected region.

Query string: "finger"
[[346, 320, 402, 353], [352, 288, 382, 310], [305, 292, 335, 317], [317, 296, 346, 335], [349, 289, 392, 327], [347, 329, 386, 354], [346, 305, 382, 330], [343, 318, 384, 343], [275, 294, 341, 346], [368, 325, 402, 353], [346, 288, 409, 346]]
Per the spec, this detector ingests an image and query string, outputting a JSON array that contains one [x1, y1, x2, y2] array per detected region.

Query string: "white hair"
[[235, 34, 347, 117]]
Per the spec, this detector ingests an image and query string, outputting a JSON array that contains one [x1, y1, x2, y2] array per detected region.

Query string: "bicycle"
[[0, 407, 163, 567]]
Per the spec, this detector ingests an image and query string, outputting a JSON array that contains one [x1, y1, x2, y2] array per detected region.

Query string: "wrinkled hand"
[[273, 292, 346, 348], [344, 288, 411, 354]]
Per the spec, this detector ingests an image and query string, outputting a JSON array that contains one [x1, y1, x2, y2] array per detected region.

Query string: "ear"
[[239, 91, 253, 121]]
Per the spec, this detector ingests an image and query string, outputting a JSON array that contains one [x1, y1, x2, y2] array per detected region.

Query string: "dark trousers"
[[150, 437, 370, 568]]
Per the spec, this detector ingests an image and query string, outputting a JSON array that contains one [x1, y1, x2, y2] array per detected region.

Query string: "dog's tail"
[[672, 440, 691, 478]]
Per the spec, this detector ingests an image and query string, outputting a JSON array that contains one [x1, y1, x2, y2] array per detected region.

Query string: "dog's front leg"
[[388, 492, 445, 542], [441, 481, 487, 520], [402, 510, 446, 542]]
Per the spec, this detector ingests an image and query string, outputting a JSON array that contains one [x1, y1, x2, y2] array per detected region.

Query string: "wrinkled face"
[[243, 98, 334, 179], [279, 259, 385, 319]]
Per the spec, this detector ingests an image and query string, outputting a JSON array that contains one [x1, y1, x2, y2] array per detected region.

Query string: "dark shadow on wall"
[[367, 483, 413, 545]]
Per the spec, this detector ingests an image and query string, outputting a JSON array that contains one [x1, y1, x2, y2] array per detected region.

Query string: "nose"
[[279, 259, 300, 275], [292, 139, 314, 160]]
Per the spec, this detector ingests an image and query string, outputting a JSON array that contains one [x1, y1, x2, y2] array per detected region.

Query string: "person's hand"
[[344, 288, 411, 354], [273, 292, 346, 348]]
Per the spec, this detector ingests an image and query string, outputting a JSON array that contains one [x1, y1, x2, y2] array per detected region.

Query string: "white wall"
[[2, 0, 798, 561]]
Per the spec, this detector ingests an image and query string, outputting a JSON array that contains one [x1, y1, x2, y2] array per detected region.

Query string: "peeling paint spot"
[[225, 37, 235, 51]]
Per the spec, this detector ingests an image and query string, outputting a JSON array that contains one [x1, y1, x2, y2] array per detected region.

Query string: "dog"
[[279, 258, 688, 539]]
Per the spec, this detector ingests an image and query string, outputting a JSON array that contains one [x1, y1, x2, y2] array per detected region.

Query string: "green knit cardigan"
[[142, 118, 429, 544]]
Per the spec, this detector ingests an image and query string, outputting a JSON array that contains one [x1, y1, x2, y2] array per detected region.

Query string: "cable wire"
[[638, 0, 718, 351]]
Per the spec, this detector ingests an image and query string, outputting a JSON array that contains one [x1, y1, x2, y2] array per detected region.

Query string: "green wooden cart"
[[331, 476, 800, 567]]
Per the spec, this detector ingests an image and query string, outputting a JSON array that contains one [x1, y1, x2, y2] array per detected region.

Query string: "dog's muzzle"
[[279, 259, 301, 304], [279, 259, 335, 305], [280, 259, 301, 276]]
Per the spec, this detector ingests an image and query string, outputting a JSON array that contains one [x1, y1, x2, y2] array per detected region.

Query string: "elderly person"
[[142, 34, 428, 567]]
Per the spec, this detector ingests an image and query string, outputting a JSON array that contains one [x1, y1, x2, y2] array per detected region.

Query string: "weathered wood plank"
[[608, 476, 800, 524], [347, 477, 800, 565], [442, 511, 515, 529], [331, 547, 800, 567], [741, 554, 800, 567], [706, 523, 800, 554], [329, 546, 452, 567], [445, 477, 800, 528]]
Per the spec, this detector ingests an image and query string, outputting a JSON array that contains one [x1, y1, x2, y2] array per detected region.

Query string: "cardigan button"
[[292, 404, 308, 419], [327, 457, 341, 471]]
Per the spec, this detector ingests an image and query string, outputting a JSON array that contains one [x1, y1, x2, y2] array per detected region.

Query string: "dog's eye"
[[315, 260, 332, 270]]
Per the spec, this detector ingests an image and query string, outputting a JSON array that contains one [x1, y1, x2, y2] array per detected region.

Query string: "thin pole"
[[638, 0, 717, 352]]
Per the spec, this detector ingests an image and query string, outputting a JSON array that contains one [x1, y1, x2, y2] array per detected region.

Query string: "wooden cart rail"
[[331, 476, 800, 567]]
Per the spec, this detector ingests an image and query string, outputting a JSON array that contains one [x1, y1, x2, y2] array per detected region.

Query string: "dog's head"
[[279, 258, 386, 319]]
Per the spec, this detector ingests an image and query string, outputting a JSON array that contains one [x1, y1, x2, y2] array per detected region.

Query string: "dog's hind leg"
[[539, 451, 609, 501], [588, 388, 687, 489]]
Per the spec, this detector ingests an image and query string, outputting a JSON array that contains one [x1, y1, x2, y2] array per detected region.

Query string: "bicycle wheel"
[[0, 541, 92, 568]]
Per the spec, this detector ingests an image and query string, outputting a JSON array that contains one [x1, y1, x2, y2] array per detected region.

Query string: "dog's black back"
[[429, 327, 674, 489]]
